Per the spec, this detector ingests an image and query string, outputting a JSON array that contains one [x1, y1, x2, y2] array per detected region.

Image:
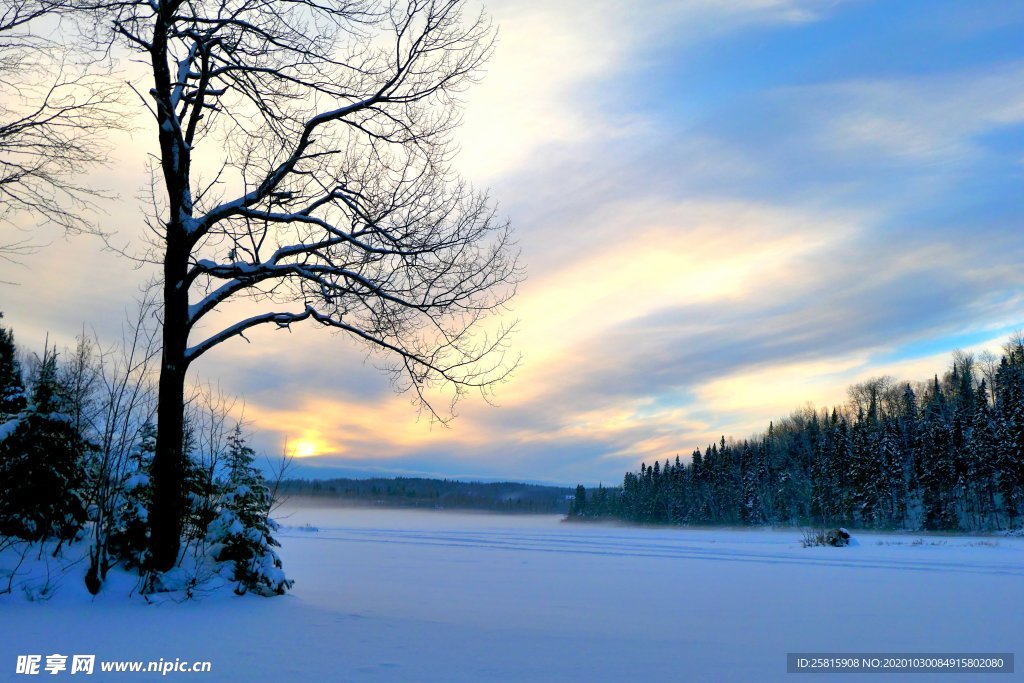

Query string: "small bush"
[[800, 527, 851, 547]]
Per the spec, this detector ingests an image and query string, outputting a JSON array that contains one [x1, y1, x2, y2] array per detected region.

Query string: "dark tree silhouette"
[[82, 0, 519, 571]]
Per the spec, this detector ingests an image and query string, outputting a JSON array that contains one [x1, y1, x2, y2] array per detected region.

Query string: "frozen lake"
[[3, 506, 1023, 681]]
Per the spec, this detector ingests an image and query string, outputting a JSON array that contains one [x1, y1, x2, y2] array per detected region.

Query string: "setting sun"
[[290, 438, 322, 459]]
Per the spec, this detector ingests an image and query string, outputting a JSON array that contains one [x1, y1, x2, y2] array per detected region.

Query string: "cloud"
[[797, 64, 1024, 166], [210, 2, 1024, 482], [490, 198, 865, 403], [4, 0, 1024, 487], [455, 0, 846, 180]]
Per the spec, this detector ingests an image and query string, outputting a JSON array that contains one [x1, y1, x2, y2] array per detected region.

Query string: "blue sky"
[[4, 0, 1024, 485]]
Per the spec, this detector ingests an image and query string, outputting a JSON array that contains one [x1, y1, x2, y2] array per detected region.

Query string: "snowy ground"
[[3, 506, 1023, 681]]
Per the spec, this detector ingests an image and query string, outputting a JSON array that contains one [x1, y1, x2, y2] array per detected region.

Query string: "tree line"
[[282, 477, 573, 513], [570, 337, 1024, 532], [0, 312, 292, 596]]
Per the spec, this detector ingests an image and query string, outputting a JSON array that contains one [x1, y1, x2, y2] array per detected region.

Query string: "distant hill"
[[278, 477, 575, 514]]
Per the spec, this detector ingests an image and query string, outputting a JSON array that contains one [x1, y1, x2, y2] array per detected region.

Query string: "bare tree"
[[1004, 330, 1024, 358], [0, 0, 122, 239], [60, 293, 161, 593], [978, 350, 999, 403], [81, 0, 519, 570], [847, 376, 897, 416], [178, 381, 237, 561]]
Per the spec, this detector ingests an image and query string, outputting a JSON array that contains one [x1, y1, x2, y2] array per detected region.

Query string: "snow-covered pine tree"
[[878, 421, 906, 528], [0, 347, 88, 541], [968, 382, 999, 530], [809, 424, 828, 524], [108, 421, 157, 570], [181, 417, 218, 541], [0, 313, 24, 543], [740, 442, 765, 524], [995, 355, 1024, 526], [206, 425, 292, 596], [833, 416, 854, 524], [849, 408, 874, 525], [0, 313, 26, 418], [897, 384, 919, 508], [918, 377, 960, 530]]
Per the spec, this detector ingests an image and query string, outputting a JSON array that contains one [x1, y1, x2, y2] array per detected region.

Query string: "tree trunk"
[[148, 237, 190, 572]]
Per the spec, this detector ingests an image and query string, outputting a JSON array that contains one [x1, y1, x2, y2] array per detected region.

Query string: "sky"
[[4, 0, 1024, 485]]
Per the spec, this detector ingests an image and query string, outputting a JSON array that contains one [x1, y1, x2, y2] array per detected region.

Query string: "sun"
[[290, 438, 321, 458]]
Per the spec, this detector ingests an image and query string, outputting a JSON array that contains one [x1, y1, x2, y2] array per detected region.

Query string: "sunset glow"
[[291, 439, 321, 459], [4, 0, 1024, 485]]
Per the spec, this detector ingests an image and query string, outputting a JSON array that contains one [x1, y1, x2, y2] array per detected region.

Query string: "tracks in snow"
[[278, 526, 1024, 577]]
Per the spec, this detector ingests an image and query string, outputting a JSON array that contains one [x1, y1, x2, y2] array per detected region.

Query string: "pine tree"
[[740, 442, 764, 524], [206, 426, 292, 596], [849, 408, 875, 525], [181, 418, 218, 541], [834, 416, 854, 524], [591, 483, 609, 517], [968, 382, 999, 529], [878, 421, 905, 528], [897, 384, 919, 508], [571, 484, 588, 517], [995, 357, 1024, 526], [917, 377, 960, 530], [0, 313, 26, 417], [690, 448, 707, 522], [108, 421, 157, 570], [0, 347, 88, 541]]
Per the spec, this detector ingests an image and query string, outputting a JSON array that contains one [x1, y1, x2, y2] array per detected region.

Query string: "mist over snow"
[[4, 507, 1022, 681]]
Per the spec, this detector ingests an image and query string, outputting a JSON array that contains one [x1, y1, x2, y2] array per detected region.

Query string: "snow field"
[[3, 507, 1023, 681]]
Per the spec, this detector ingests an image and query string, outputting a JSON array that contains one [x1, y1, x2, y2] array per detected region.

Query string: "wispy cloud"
[[794, 64, 1024, 165], [4, 0, 1024, 485], [455, 0, 848, 180]]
